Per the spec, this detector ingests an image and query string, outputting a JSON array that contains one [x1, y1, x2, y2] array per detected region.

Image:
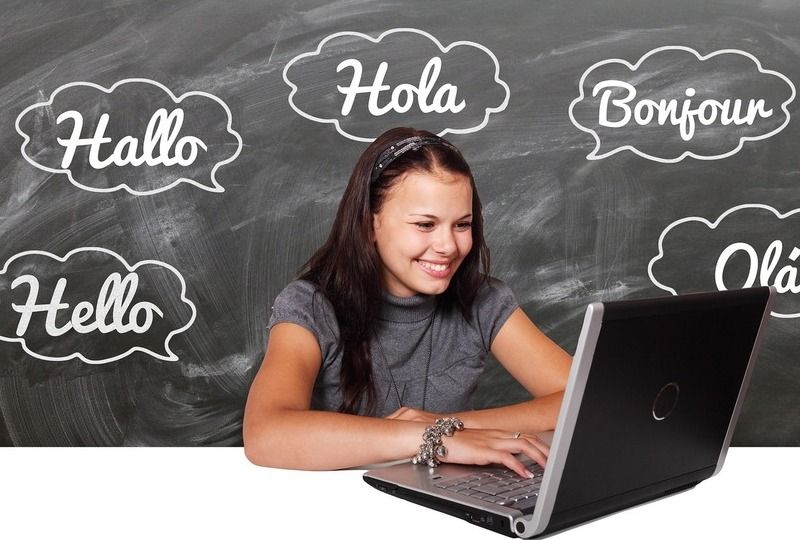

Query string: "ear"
[[370, 213, 380, 242]]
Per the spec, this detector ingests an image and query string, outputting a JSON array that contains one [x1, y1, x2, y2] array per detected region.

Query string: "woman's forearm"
[[243, 409, 427, 470], [456, 391, 564, 433]]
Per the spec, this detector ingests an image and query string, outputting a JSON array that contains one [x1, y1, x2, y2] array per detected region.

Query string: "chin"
[[417, 279, 452, 296]]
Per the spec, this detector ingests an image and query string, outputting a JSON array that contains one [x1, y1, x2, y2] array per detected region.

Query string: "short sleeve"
[[268, 280, 340, 363], [472, 277, 520, 350]]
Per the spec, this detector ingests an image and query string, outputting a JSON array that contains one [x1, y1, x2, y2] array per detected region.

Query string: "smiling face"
[[372, 169, 474, 297]]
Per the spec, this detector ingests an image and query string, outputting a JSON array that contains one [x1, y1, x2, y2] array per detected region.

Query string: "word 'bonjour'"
[[11, 272, 163, 336], [593, 80, 773, 141], [715, 240, 800, 294], [337, 57, 465, 116], [56, 108, 207, 169]]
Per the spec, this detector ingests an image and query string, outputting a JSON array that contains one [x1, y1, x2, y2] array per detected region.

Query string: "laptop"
[[363, 286, 774, 537]]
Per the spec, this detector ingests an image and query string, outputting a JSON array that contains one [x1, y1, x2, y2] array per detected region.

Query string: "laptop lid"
[[517, 286, 773, 537]]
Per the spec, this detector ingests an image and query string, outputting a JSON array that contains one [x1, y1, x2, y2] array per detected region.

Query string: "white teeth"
[[418, 260, 448, 272]]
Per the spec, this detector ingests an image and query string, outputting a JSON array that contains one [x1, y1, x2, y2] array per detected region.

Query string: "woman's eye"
[[415, 222, 435, 230], [455, 222, 472, 231]]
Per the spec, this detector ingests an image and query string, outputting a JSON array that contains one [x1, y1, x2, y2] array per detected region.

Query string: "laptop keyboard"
[[433, 459, 544, 512]]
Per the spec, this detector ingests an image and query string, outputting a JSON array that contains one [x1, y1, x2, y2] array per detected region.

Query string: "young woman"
[[243, 127, 571, 478]]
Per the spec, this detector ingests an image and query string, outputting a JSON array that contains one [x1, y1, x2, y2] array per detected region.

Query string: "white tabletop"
[[0, 447, 794, 539]]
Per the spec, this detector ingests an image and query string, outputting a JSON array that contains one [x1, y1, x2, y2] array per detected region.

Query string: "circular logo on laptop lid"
[[652, 382, 680, 421]]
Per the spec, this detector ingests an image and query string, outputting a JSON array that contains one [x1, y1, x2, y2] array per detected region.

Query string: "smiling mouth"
[[415, 259, 455, 279], [417, 260, 450, 272]]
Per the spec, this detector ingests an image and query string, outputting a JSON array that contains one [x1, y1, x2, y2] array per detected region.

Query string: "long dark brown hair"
[[298, 127, 490, 415]]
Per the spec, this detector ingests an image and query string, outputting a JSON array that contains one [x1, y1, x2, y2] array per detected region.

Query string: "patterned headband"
[[370, 136, 460, 183]]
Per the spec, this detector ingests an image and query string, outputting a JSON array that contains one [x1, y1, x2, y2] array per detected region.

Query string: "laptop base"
[[363, 475, 518, 537]]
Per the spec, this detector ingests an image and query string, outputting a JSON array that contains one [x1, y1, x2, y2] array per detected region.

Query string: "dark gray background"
[[0, 0, 798, 446]]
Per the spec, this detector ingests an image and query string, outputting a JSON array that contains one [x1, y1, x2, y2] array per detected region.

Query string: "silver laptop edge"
[[712, 285, 775, 477], [514, 302, 605, 538]]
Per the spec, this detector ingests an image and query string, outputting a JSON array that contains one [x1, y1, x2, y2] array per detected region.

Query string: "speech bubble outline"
[[15, 78, 243, 196], [282, 27, 510, 142], [0, 246, 198, 363], [648, 203, 800, 318], [568, 46, 796, 163]]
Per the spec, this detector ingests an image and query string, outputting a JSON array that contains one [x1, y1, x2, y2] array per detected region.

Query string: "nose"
[[432, 227, 457, 255]]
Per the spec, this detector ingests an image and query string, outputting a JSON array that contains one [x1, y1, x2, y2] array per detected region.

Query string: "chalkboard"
[[1, 0, 798, 446]]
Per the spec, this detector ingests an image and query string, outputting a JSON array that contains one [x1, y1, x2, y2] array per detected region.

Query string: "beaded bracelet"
[[411, 417, 465, 468]]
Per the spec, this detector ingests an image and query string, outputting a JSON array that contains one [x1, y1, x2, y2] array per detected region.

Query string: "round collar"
[[378, 290, 438, 323]]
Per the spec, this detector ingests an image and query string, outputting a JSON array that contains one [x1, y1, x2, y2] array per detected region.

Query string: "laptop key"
[[503, 479, 536, 490], [509, 492, 538, 506], [503, 486, 539, 500], [481, 481, 514, 494], [472, 485, 506, 496], [435, 480, 466, 489]]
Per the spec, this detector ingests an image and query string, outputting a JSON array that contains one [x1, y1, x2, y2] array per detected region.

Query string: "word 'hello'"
[[715, 240, 800, 294], [11, 272, 163, 336], [593, 81, 773, 141], [337, 57, 465, 116], [56, 108, 207, 169]]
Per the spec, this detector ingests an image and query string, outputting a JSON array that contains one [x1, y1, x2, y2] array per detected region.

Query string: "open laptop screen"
[[546, 287, 771, 532]]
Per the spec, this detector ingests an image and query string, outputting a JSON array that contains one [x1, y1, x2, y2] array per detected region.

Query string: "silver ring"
[[512, 432, 521, 439]]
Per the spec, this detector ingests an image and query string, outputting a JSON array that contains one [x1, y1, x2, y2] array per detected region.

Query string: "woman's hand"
[[386, 408, 550, 478], [440, 428, 549, 479]]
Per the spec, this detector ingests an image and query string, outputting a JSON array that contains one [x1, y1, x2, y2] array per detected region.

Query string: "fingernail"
[[526, 470, 534, 479]]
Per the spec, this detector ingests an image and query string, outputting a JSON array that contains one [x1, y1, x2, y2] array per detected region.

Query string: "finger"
[[504, 431, 550, 457], [515, 438, 548, 469], [493, 438, 548, 469], [491, 450, 533, 479], [521, 434, 550, 458]]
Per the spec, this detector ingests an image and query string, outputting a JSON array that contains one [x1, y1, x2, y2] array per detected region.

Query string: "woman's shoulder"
[[474, 275, 518, 307], [466, 276, 520, 349], [274, 279, 324, 302], [269, 279, 338, 333]]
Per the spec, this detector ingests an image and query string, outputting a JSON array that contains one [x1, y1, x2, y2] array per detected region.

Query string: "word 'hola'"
[[337, 56, 465, 116]]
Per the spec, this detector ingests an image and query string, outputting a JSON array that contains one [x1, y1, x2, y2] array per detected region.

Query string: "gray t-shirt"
[[268, 278, 519, 417]]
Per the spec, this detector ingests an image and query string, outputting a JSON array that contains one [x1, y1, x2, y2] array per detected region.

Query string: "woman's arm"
[[463, 307, 571, 431], [243, 322, 422, 469], [387, 308, 572, 433], [243, 321, 548, 476]]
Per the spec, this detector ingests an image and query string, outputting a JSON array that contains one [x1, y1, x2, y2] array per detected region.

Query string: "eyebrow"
[[409, 213, 473, 220]]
